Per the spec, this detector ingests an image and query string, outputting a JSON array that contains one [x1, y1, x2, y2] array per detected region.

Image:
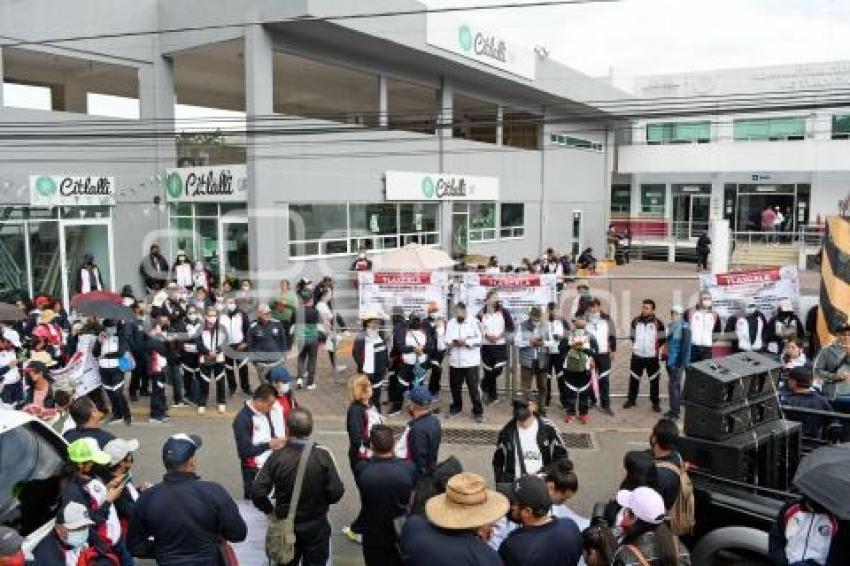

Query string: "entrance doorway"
[[571, 211, 583, 257], [451, 205, 469, 258], [61, 220, 113, 302], [221, 218, 249, 282], [672, 194, 710, 239], [725, 183, 810, 233]]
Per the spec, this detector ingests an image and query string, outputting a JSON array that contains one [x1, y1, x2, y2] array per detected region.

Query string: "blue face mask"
[[65, 528, 89, 548]]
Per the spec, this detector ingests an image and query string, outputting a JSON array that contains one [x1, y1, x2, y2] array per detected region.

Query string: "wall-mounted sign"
[[165, 165, 247, 202], [426, 14, 536, 80], [29, 175, 115, 206], [385, 171, 499, 201]]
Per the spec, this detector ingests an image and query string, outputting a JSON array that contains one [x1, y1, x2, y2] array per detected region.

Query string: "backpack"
[[564, 348, 588, 373], [656, 460, 696, 536]]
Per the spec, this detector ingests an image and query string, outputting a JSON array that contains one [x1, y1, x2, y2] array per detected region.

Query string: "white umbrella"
[[372, 243, 456, 271]]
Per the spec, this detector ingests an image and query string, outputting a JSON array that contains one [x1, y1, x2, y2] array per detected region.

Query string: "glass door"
[[571, 210, 583, 257], [690, 195, 710, 238], [220, 218, 250, 284], [451, 204, 469, 258], [672, 194, 690, 240], [61, 220, 113, 303]]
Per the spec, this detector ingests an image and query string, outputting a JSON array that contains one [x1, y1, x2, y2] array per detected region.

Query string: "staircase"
[[731, 243, 801, 268]]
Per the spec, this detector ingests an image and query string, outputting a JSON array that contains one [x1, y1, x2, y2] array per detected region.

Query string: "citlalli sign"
[[385, 171, 499, 201], [426, 13, 536, 80], [29, 175, 115, 206], [165, 165, 247, 202]]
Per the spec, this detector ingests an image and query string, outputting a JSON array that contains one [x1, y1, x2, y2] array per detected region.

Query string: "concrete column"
[[811, 111, 831, 141], [0, 47, 4, 107], [716, 115, 734, 143], [630, 174, 642, 218], [244, 24, 279, 293], [62, 81, 88, 113], [495, 105, 503, 146], [710, 178, 724, 221], [437, 76, 454, 256], [710, 218, 730, 273], [378, 74, 388, 128]]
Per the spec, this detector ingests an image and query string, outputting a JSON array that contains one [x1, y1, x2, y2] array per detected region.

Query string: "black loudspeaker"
[[683, 392, 781, 441], [684, 353, 781, 408], [677, 419, 802, 490]]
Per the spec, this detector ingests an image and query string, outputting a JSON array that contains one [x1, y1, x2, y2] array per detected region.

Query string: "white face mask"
[[702, 299, 712, 309], [122, 297, 134, 307], [745, 306, 756, 315], [367, 328, 379, 339], [278, 383, 291, 395], [65, 528, 89, 548], [188, 313, 199, 321], [589, 313, 601, 322], [226, 303, 237, 313]]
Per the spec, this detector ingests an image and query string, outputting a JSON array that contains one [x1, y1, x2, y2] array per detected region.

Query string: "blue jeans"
[[667, 365, 685, 416]]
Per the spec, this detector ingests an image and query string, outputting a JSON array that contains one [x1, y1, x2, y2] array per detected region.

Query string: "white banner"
[[426, 13, 536, 80], [385, 171, 499, 201], [358, 272, 449, 319], [30, 175, 115, 206], [700, 266, 800, 321], [459, 273, 557, 325], [73, 334, 102, 397], [165, 165, 247, 202]]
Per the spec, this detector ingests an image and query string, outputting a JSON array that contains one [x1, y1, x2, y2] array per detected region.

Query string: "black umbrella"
[[0, 303, 26, 322], [793, 444, 850, 519], [75, 301, 135, 323]]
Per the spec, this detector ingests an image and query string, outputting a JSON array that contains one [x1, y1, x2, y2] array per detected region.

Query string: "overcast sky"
[[423, 0, 850, 82]]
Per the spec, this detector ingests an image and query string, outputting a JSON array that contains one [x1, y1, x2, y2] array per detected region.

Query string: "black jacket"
[[346, 401, 371, 471], [248, 319, 287, 360], [406, 413, 442, 480], [32, 530, 118, 566], [250, 439, 344, 522], [127, 471, 246, 566], [59, 473, 116, 558], [352, 332, 390, 377], [355, 457, 416, 547], [493, 416, 568, 484]]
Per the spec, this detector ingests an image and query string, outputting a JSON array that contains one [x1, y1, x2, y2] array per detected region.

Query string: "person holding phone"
[[444, 303, 485, 423]]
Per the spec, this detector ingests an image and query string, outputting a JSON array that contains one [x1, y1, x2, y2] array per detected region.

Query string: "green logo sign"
[[458, 25, 473, 52], [421, 177, 435, 198], [34, 176, 57, 197], [166, 172, 184, 199]]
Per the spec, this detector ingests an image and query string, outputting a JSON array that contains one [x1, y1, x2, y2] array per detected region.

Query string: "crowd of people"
[[1, 241, 848, 565]]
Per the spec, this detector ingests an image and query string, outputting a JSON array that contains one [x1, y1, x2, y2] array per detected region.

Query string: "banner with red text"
[[700, 266, 800, 320], [459, 273, 557, 325], [358, 272, 449, 319]]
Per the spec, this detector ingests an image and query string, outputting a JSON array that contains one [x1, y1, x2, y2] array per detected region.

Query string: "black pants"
[[225, 353, 251, 394], [240, 467, 257, 500], [180, 353, 199, 404], [128, 351, 148, 397], [297, 342, 318, 384], [628, 355, 661, 404], [690, 345, 713, 363], [280, 517, 331, 566], [100, 367, 130, 422], [428, 352, 445, 395], [199, 363, 226, 407], [559, 370, 591, 415], [363, 543, 402, 566], [366, 372, 384, 412], [449, 366, 483, 416], [149, 372, 168, 419], [88, 387, 108, 414], [480, 344, 507, 401], [389, 364, 415, 411], [697, 250, 709, 270], [596, 353, 612, 409]]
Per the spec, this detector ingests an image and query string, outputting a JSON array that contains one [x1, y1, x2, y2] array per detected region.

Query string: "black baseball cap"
[[505, 475, 552, 514], [512, 390, 539, 407], [162, 433, 202, 467], [788, 366, 813, 386]]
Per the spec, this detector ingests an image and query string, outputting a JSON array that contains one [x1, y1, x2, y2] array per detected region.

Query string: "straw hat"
[[38, 309, 57, 324], [29, 350, 57, 367], [425, 472, 509, 530], [361, 311, 383, 322]]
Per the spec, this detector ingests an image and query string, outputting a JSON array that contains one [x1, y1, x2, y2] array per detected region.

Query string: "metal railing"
[[732, 225, 825, 247]]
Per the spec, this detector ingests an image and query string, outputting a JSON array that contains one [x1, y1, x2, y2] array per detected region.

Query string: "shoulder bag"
[[265, 440, 314, 564]]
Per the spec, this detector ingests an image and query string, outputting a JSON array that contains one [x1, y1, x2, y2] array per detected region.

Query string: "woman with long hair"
[[613, 487, 690, 565]]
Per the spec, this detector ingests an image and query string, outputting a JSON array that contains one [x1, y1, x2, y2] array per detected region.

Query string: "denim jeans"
[[667, 365, 685, 416]]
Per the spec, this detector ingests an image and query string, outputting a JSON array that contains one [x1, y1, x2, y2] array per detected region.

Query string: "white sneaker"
[[218, 404, 226, 414], [306, 384, 317, 391], [296, 378, 304, 390], [198, 406, 206, 415], [335, 365, 348, 372]]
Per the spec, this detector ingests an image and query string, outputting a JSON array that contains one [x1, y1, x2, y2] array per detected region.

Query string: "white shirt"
[[97, 335, 121, 368], [246, 401, 275, 468], [515, 419, 542, 478], [481, 311, 507, 345], [220, 311, 246, 345], [689, 309, 718, 347], [174, 263, 193, 288], [586, 316, 612, 354], [736, 316, 764, 351], [444, 318, 482, 367], [402, 329, 428, 366], [0, 350, 20, 385]]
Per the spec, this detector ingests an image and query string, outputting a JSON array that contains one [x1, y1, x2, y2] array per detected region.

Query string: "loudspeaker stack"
[[677, 352, 801, 490]]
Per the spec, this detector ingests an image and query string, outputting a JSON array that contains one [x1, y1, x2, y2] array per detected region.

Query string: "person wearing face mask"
[[144, 318, 174, 423], [190, 286, 213, 313], [171, 251, 193, 290], [390, 312, 429, 416], [353, 312, 390, 410], [492, 390, 567, 484], [32, 502, 112, 566], [248, 303, 287, 384], [21, 359, 56, 418], [726, 300, 767, 353], [570, 281, 593, 320], [316, 288, 347, 373], [478, 290, 515, 406], [219, 297, 252, 397], [127, 302, 149, 402], [445, 302, 485, 423], [179, 306, 203, 406], [139, 243, 170, 293], [558, 327, 597, 424], [93, 319, 131, 426], [150, 282, 186, 325], [195, 306, 228, 414], [270, 279, 298, 349], [394, 385, 441, 481], [351, 249, 373, 272], [268, 366, 298, 439], [686, 291, 720, 363], [663, 306, 691, 421], [424, 303, 448, 404], [191, 260, 211, 293], [612, 487, 690, 565], [765, 298, 805, 356], [625, 300, 666, 412], [237, 279, 258, 320], [75, 252, 105, 294], [585, 298, 617, 416], [101, 438, 147, 565], [516, 307, 551, 408]]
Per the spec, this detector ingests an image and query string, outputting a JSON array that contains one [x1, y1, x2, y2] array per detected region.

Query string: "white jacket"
[[689, 309, 719, 348], [445, 318, 482, 368]]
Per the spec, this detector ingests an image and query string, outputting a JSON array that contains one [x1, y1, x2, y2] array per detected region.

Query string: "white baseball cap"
[[103, 438, 140, 466], [60, 502, 95, 530], [670, 305, 684, 315], [616, 487, 666, 524]]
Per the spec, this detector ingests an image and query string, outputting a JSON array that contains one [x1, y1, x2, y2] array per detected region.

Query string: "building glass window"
[[611, 184, 631, 216], [387, 78, 436, 134], [499, 203, 524, 238], [832, 115, 850, 139], [469, 202, 496, 241], [453, 93, 497, 144], [640, 184, 666, 217], [733, 117, 806, 141], [550, 133, 603, 151], [646, 121, 710, 144], [288, 203, 441, 259], [503, 110, 540, 150], [0, 223, 28, 298]]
